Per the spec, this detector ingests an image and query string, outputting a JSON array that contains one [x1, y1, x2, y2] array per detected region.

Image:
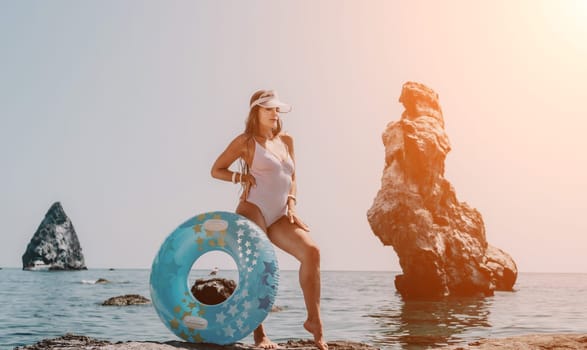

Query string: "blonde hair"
[[240, 90, 284, 180]]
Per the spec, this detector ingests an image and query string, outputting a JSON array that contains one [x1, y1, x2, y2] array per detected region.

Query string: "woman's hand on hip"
[[287, 206, 310, 232], [241, 173, 256, 200]]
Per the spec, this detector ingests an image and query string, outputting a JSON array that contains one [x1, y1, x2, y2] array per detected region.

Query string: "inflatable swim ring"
[[149, 211, 279, 344]]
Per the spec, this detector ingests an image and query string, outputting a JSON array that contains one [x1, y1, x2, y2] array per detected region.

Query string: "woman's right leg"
[[266, 217, 327, 350], [235, 201, 276, 349]]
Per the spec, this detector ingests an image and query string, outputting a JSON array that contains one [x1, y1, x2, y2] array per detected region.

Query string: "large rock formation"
[[367, 82, 517, 299], [22, 202, 87, 270]]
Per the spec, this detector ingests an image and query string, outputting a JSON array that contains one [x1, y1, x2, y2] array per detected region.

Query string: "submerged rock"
[[102, 294, 150, 306], [367, 82, 517, 299], [22, 202, 87, 271]]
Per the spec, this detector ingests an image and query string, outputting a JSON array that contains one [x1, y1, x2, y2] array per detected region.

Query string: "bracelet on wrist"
[[287, 194, 297, 204], [231, 172, 238, 184]]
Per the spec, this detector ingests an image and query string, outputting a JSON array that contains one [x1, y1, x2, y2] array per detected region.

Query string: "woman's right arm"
[[211, 134, 248, 182]]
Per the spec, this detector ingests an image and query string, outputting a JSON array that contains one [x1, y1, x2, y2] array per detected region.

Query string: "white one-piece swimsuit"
[[246, 140, 295, 227]]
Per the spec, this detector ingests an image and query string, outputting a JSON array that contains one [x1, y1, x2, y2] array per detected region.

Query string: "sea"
[[0, 269, 586, 350]]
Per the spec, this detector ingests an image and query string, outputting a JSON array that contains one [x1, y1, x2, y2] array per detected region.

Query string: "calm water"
[[0, 269, 586, 350]]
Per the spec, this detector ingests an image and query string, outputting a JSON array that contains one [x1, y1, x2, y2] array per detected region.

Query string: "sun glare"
[[541, 0, 587, 53]]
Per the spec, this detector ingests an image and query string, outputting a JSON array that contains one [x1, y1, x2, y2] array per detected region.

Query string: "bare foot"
[[304, 319, 328, 350], [254, 335, 279, 349]]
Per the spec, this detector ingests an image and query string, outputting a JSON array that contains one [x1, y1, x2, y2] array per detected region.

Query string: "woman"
[[211, 90, 327, 350]]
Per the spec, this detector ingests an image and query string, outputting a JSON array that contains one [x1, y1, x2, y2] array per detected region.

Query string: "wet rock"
[[367, 81, 517, 299], [191, 278, 236, 305], [95, 278, 110, 284], [22, 202, 87, 271], [102, 294, 150, 306]]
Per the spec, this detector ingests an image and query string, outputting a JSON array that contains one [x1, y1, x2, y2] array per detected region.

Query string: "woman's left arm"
[[282, 134, 310, 231]]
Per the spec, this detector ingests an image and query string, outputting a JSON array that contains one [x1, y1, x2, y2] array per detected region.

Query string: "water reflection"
[[368, 296, 492, 349]]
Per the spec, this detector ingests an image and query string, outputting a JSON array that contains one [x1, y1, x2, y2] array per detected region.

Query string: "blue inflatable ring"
[[149, 211, 279, 344]]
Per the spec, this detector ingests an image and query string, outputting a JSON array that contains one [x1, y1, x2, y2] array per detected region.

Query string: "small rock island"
[[368, 82, 517, 299], [22, 202, 87, 271]]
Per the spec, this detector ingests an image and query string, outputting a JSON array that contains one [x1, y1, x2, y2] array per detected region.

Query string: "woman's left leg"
[[267, 216, 327, 350], [235, 201, 277, 349]]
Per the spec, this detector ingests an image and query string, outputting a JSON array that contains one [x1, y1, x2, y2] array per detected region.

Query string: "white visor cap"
[[250, 90, 292, 113]]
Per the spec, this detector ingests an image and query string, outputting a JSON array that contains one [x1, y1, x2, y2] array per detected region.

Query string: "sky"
[[1, 1, 586, 273]]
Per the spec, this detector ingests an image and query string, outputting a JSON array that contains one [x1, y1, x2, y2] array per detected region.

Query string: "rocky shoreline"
[[14, 333, 587, 350], [13, 334, 377, 350], [438, 333, 587, 349]]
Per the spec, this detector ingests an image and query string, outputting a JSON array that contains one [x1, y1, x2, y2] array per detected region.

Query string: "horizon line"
[[1, 266, 586, 274]]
